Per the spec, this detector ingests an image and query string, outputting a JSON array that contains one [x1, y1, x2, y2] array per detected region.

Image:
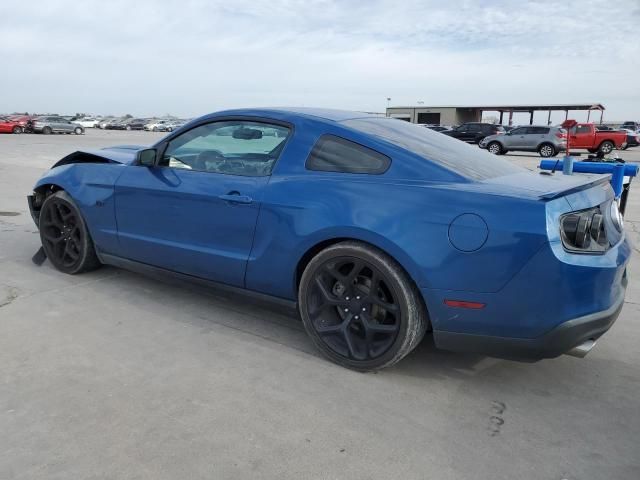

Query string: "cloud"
[[1, 0, 638, 120]]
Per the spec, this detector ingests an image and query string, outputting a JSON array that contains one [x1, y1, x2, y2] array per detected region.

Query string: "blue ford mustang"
[[28, 108, 631, 370]]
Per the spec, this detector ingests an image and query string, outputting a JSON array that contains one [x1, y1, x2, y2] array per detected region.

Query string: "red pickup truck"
[[562, 121, 627, 154]]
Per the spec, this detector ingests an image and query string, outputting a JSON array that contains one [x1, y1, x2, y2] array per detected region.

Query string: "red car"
[[0, 116, 24, 134]]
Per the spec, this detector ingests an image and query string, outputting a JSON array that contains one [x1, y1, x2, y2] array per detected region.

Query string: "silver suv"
[[479, 125, 566, 157]]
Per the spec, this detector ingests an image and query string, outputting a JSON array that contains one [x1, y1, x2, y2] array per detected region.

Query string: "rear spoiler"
[[538, 175, 610, 200]]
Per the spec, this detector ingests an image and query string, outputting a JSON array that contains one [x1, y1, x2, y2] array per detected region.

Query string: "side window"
[[467, 124, 481, 133], [305, 135, 390, 174], [160, 121, 291, 177], [530, 127, 550, 134], [575, 125, 591, 134], [510, 127, 526, 135]]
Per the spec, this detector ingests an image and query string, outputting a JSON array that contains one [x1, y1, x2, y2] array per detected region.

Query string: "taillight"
[[560, 207, 608, 253], [555, 132, 567, 139]]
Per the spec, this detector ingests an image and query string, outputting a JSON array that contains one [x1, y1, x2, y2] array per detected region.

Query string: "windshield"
[[342, 118, 523, 180]]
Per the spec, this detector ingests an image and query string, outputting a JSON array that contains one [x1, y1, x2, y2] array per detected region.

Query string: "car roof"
[[211, 107, 380, 123]]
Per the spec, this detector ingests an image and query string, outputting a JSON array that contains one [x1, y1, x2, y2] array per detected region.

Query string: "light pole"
[[386, 97, 391, 116]]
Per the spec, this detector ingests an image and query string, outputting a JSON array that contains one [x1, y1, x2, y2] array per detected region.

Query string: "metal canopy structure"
[[478, 103, 605, 125], [386, 103, 605, 126]]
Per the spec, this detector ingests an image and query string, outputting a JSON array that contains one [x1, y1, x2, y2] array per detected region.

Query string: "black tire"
[[125, 125, 132, 131], [599, 141, 614, 154], [538, 143, 556, 157], [152, 126, 158, 132], [487, 141, 503, 155], [42, 126, 52, 135], [74, 127, 83, 135], [39, 191, 101, 275], [12, 126, 22, 134], [298, 241, 428, 371], [588, 148, 598, 154], [166, 127, 173, 132]]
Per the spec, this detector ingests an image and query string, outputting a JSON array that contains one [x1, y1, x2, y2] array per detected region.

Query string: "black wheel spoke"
[[369, 296, 399, 313], [42, 230, 63, 244], [314, 277, 344, 306]]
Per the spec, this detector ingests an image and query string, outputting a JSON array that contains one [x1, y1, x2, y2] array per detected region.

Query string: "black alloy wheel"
[[39, 191, 101, 274], [299, 242, 427, 371]]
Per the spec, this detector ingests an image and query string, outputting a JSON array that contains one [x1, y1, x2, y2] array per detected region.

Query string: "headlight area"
[[560, 206, 610, 254]]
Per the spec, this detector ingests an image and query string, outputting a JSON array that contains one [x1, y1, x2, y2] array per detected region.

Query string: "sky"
[[1, 0, 639, 123]]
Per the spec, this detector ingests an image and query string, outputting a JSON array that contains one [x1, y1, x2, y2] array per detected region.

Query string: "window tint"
[[575, 125, 591, 134], [530, 127, 550, 134], [510, 127, 527, 135], [342, 118, 523, 180], [160, 121, 290, 176], [306, 135, 390, 174], [467, 124, 481, 133]]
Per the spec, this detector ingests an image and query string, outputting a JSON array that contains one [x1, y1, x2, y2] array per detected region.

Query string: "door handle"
[[219, 192, 253, 204]]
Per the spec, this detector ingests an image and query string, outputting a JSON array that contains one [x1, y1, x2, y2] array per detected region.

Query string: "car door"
[[114, 119, 291, 287], [506, 127, 528, 148], [526, 126, 549, 151], [465, 124, 483, 142], [570, 124, 592, 148]]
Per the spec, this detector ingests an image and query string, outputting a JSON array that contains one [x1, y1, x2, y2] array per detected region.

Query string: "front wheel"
[[538, 143, 556, 157], [12, 126, 23, 134], [487, 141, 503, 155], [42, 126, 52, 135], [39, 191, 101, 275], [299, 241, 428, 371], [599, 141, 614, 154]]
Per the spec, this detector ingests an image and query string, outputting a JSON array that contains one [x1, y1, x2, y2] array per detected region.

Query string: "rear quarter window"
[[306, 135, 391, 174], [342, 118, 523, 180]]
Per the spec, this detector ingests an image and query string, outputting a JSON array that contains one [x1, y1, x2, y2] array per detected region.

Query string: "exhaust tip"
[[566, 339, 597, 358]]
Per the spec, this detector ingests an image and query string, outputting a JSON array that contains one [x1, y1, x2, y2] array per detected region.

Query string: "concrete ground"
[[1, 129, 639, 480]]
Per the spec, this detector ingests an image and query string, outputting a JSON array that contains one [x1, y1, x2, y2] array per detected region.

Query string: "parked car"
[[442, 122, 505, 143], [479, 125, 567, 157], [75, 117, 100, 128], [420, 124, 451, 132], [164, 121, 185, 132], [620, 121, 639, 131], [0, 116, 24, 133], [8, 115, 34, 132], [144, 119, 172, 131], [32, 116, 84, 135], [98, 118, 116, 129], [105, 118, 144, 130], [27, 108, 630, 371], [620, 129, 640, 149], [564, 122, 627, 153]]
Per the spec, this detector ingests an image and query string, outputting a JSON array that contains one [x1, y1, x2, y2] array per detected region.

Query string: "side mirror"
[[137, 148, 157, 167]]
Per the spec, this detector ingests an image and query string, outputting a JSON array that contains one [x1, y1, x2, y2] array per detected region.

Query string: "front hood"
[[52, 145, 145, 168]]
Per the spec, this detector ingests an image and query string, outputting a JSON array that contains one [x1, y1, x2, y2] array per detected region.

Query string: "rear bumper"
[[434, 271, 627, 360]]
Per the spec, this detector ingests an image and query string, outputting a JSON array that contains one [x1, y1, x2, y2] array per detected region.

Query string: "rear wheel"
[[299, 241, 427, 371], [39, 191, 101, 275], [42, 126, 52, 135], [599, 141, 614, 154], [12, 126, 22, 134], [538, 143, 556, 157], [74, 127, 83, 135], [487, 141, 503, 155]]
